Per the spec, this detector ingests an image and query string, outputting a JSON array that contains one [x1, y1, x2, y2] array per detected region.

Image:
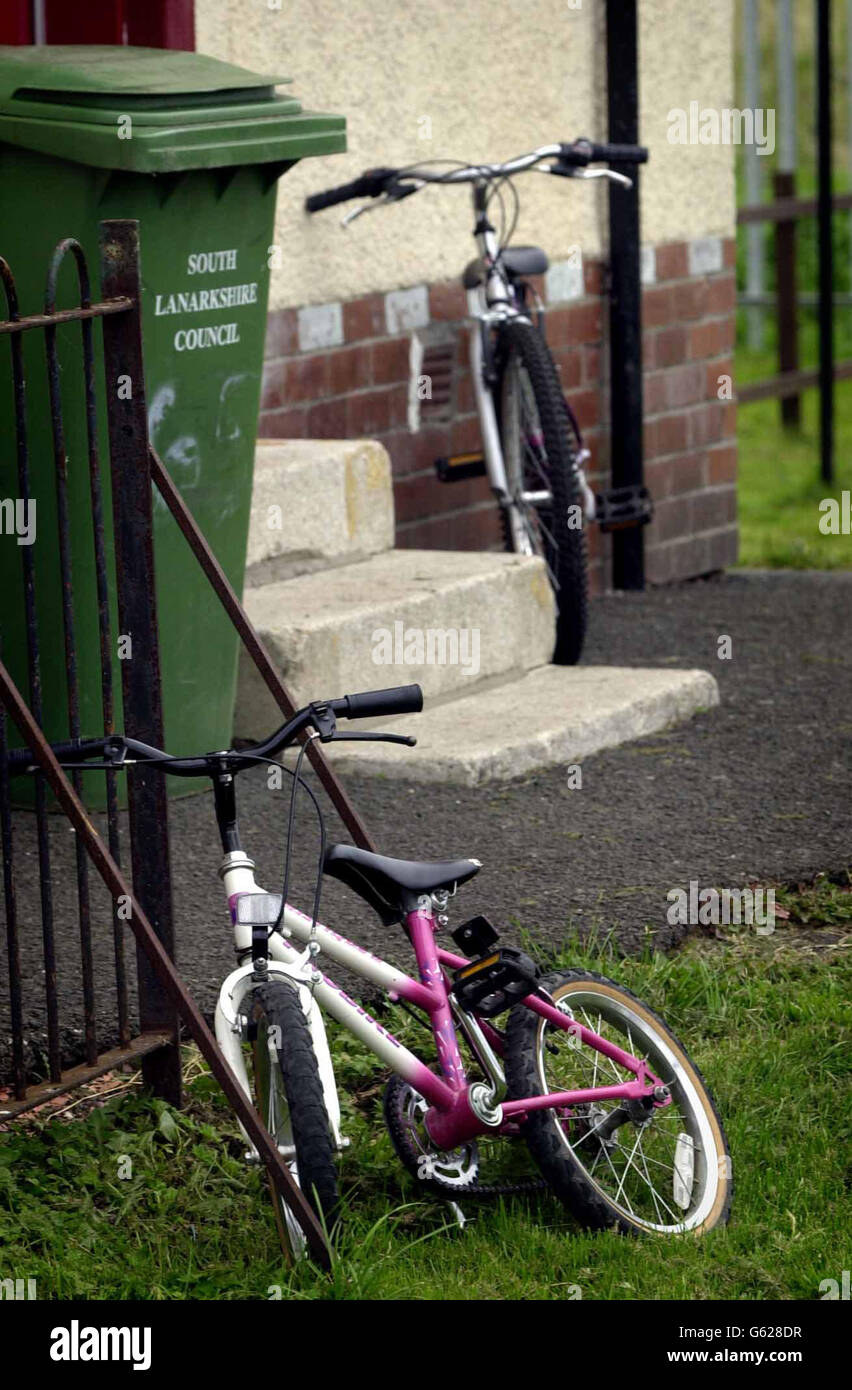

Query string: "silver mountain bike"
[[306, 137, 653, 664]]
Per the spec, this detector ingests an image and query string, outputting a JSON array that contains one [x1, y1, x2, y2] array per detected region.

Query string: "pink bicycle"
[[47, 682, 732, 1257]]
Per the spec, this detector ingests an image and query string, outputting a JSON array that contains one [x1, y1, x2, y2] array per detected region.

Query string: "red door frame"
[[0, 1, 33, 43], [0, 0, 195, 49]]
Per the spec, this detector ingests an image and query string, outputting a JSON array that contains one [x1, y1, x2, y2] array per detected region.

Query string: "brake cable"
[[223, 748, 327, 945]]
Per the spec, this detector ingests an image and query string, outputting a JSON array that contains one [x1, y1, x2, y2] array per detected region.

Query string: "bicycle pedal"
[[451, 914, 499, 955], [594, 484, 654, 532], [435, 451, 487, 482], [452, 946, 540, 1018]]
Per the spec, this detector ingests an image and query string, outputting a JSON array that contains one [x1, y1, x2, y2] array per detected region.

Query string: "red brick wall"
[[642, 238, 738, 583], [259, 235, 738, 594]]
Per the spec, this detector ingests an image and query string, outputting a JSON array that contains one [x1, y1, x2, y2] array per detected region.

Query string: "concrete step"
[[320, 664, 720, 785], [234, 548, 555, 736], [245, 439, 394, 584]]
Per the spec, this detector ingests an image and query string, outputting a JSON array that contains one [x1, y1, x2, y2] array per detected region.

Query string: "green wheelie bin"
[[0, 46, 344, 804]]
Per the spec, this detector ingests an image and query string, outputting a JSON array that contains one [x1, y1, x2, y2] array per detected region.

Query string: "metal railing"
[[0, 217, 379, 1265], [0, 230, 138, 1098]]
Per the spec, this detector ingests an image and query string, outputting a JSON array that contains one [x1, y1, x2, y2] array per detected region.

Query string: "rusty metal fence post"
[[99, 221, 181, 1106]]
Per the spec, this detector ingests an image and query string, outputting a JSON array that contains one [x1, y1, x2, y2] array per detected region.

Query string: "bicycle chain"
[[423, 1174, 549, 1201]]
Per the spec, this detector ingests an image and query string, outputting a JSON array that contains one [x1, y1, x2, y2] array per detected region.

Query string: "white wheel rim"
[[536, 987, 722, 1233]]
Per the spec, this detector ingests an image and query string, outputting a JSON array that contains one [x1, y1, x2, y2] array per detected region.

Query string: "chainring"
[[383, 1074, 546, 1201], [383, 1074, 480, 1193]]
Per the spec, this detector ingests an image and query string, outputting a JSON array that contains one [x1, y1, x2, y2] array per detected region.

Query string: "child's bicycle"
[[306, 138, 655, 666], [42, 683, 731, 1258]]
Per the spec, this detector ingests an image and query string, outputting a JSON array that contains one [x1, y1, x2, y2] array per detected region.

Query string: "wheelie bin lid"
[[0, 46, 346, 173]]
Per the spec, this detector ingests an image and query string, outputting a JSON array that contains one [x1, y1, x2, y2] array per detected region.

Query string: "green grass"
[[736, 377, 852, 569], [732, 2, 852, 568], [1, 877, 850, 1300]]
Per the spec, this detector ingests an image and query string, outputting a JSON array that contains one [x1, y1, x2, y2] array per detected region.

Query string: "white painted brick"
[[297, 301, 343, 351], [688, 236, 724, 277], [640, 245, 657, 285], [545, 254, 584, 304], [384, 285, 430, 335]]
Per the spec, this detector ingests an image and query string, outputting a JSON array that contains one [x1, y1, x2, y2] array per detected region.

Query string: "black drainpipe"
[[605, 0, 645, 590]]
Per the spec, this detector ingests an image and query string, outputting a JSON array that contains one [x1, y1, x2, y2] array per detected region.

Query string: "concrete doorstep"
[[235, 548, 555, 733], [321, 664, 721, 786], [237, 437, 720, 785]]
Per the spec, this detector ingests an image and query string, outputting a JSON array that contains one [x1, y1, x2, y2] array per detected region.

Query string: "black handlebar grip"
[[559, 139, 649, 166], [305, 167, 399, 213], [339, 684, 424, 720], [305, 176, 374, 213], [590, 141, 649, 165]]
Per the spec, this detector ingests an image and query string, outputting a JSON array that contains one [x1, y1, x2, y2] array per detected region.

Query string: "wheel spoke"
[[599, 1141, 636, 1217], [531, 983, 722, 1233], [616, 1143, 683, 1225], [638, 1142, 666, 1226], [614, 1129, 644, 1205]]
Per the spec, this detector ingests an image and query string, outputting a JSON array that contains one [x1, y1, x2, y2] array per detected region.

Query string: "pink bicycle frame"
[[402, 905, 665, 1150], [228, 872, 668, 1154]]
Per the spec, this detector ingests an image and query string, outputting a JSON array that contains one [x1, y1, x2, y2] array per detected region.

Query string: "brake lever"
[[103, 738, 129, 767], [17, 737, 129, 774], [341, 200, 384, 228], [341, 182, 421, 228], [308, 701, 338, 742], [566, 167, 634, 190], [330, 732, 417, 747]]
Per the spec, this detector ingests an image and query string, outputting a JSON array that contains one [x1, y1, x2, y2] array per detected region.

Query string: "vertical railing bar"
[[43, 242, 97, 1068], [66, 239, 130, 1048], [0, 255, 61, 1082], [99, 219, 182, 1105], [817, 0, 835, 483], [0, 643, 26, 1099], [605, 0, 645, 590]]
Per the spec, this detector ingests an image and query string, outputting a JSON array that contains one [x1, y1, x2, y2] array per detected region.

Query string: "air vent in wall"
[[408, 326, 457, 432]]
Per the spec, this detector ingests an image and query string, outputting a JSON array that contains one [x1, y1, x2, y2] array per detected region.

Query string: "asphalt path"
[[2, 570, 850, 1084]]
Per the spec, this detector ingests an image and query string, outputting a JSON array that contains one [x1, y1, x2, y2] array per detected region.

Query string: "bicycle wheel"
[[498, 318, 588, 664], [246, 979, 338, 1260], [505, 970, 732, 1236]]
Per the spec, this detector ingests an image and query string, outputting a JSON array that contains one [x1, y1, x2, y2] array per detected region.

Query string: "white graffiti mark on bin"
[[215, 373, 255, 520], [148, 383, 201, 512], [216, 373, 251, 444]]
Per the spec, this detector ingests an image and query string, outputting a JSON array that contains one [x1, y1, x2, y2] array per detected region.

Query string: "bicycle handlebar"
[[557, 139, 649, 166], [304, 167, 398, 213], [3, 684, 424, 779], [305, 139, 649, 213], [333, 684, 423, 720]]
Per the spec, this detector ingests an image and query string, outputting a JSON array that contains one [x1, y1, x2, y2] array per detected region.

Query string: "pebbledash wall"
[[194, 0, 738, 593]]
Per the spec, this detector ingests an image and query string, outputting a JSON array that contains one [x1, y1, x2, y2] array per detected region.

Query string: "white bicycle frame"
[[213, 849, 448, 1156], [462, 180, 598, 546], [340, 145, 631, 543]]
